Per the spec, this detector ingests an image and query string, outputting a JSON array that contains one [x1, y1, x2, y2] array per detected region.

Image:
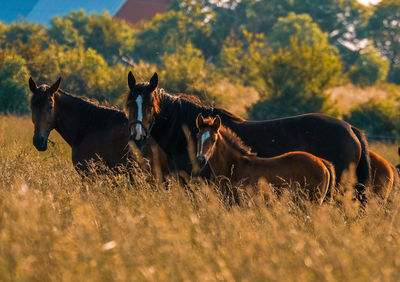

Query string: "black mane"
[[156, 89, 245, 125]]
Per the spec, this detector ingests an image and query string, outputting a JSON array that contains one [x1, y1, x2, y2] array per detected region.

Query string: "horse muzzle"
[[33, 134, 48, 151], [130, 134, 147, 149], [196, 155, 207, 168]]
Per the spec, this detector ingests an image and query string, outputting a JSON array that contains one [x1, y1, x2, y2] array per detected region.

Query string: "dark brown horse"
[[29, 77, 133, 174], [195, 114, 335, 204], [125, 72, 370, 201]]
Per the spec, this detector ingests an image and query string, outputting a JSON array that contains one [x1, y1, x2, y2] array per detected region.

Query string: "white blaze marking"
[[135, 96, 143, 140], [199, 131, 211, 157]]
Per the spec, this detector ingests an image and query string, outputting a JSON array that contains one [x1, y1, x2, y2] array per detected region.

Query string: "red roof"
[[114, 0, 170, 25]]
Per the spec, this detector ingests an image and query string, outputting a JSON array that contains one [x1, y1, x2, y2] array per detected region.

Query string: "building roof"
[[0, 0, 38, 24], [26, 0, 126, 25], [115, 0, 170, 25], [0, 0, 171, 26]]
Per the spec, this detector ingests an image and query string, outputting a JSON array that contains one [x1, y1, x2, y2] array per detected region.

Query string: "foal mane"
[[219, 126, 256, 156]]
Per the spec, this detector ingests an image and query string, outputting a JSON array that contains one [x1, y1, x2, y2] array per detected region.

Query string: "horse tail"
[[351, 126, 371, 200], [322, 159, 336, 202]]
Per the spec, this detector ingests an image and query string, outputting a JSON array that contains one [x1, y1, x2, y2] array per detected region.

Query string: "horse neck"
[[208, 134, 243, 177], [53, 92, 82, 146], [153, 93, 213, 145]]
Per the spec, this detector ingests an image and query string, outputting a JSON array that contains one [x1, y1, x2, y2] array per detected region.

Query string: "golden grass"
[[0, 116, 400, 281]]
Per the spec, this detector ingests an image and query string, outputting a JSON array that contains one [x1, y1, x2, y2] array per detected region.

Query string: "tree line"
[[0, 0, 400, 137]]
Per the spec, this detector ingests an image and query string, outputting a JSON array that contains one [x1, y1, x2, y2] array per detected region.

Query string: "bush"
[[345, 99, 400, 138], [349, 46, 390, 86], [30, 45, 128, 103], [248, 37, 341, 119], [205, 79, 259, 118], [0, 53, 30, 113], [160, 42, 207, 96]]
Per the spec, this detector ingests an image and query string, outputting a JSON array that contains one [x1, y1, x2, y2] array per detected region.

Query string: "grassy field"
[[1, 115, 400, 281]]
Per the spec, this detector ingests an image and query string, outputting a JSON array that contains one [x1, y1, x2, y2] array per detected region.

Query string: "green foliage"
[[346, 99, 400, 137], [48, 16, 84, 48], [269, 13, 328, 50], [349, 46, 390, 86], [249, 37, 341, 119], [367, 0, 400, 73], [133, 10, 211, 63], [30, 45, 127, 103], [160, 42, 207, 95], [48, 11, 135, 64], [0, 52, 30, 113], [2, 22, 48, 48], [218, 31, 268, 92]]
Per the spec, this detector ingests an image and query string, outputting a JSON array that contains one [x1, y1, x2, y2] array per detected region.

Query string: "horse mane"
[[155, 89, 245, 124], [200, 116, 255, 156], [219, 126, 256, 156]]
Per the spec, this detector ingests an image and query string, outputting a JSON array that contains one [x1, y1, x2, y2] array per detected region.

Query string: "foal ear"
[[128, 71, 136, 90], [49, 77, 61, 94], [212, 115, 221, 131], [196, 113, 205, 129], [29, 77, 38, 93], [149, 72, 158, 92]]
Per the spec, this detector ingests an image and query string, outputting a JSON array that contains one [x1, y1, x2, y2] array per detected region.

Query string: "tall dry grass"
[[0, 115, 400, 281]]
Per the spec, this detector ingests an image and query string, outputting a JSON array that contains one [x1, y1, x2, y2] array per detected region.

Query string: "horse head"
[[125, 71, 159, 148], [29, 77, 61, 151], [195, 113, 221, 167]]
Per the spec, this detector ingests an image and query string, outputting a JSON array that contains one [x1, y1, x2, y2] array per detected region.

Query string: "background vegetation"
[[0, 0, 400, 138]]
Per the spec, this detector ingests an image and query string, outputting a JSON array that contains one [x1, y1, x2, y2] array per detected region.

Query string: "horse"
[[396, 147, 400, 173], [124, 72, 170, 181], [29, 76, 135, 175], [195, 114, 335, 204], [369, 150, 399, 201], [124, 72, 370, 201]]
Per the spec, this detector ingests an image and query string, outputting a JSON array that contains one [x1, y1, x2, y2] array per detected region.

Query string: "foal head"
[[195, 113, 221, 167], [125, 71, 159, 148], [29, 77, 61, 151]]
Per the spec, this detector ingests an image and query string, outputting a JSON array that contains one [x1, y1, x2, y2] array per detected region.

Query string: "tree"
[[268, 13, 333, 50], [30, 45, 127, 103], [0, 52, 30, 113], [133, 10, 211, 63], [366, 0, 400, 81], [218, 31, 268, 92], [346, 99, 400, 137], [48, 16, 84, 48], [2, 22, 48, 49], [47, 11, 135, 64], [248, 36, 342, 119], [160, 42, 207, 95], [349, 45, 390, 86]]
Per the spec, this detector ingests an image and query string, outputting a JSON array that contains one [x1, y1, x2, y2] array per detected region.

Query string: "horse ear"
[[49, 77, 61, 94], [212, 115, 221, 131], [149, 72, 158, 92], [196, 113, 204, 129], [128, 71, 136, 90], [29, 77, 37, 93]]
